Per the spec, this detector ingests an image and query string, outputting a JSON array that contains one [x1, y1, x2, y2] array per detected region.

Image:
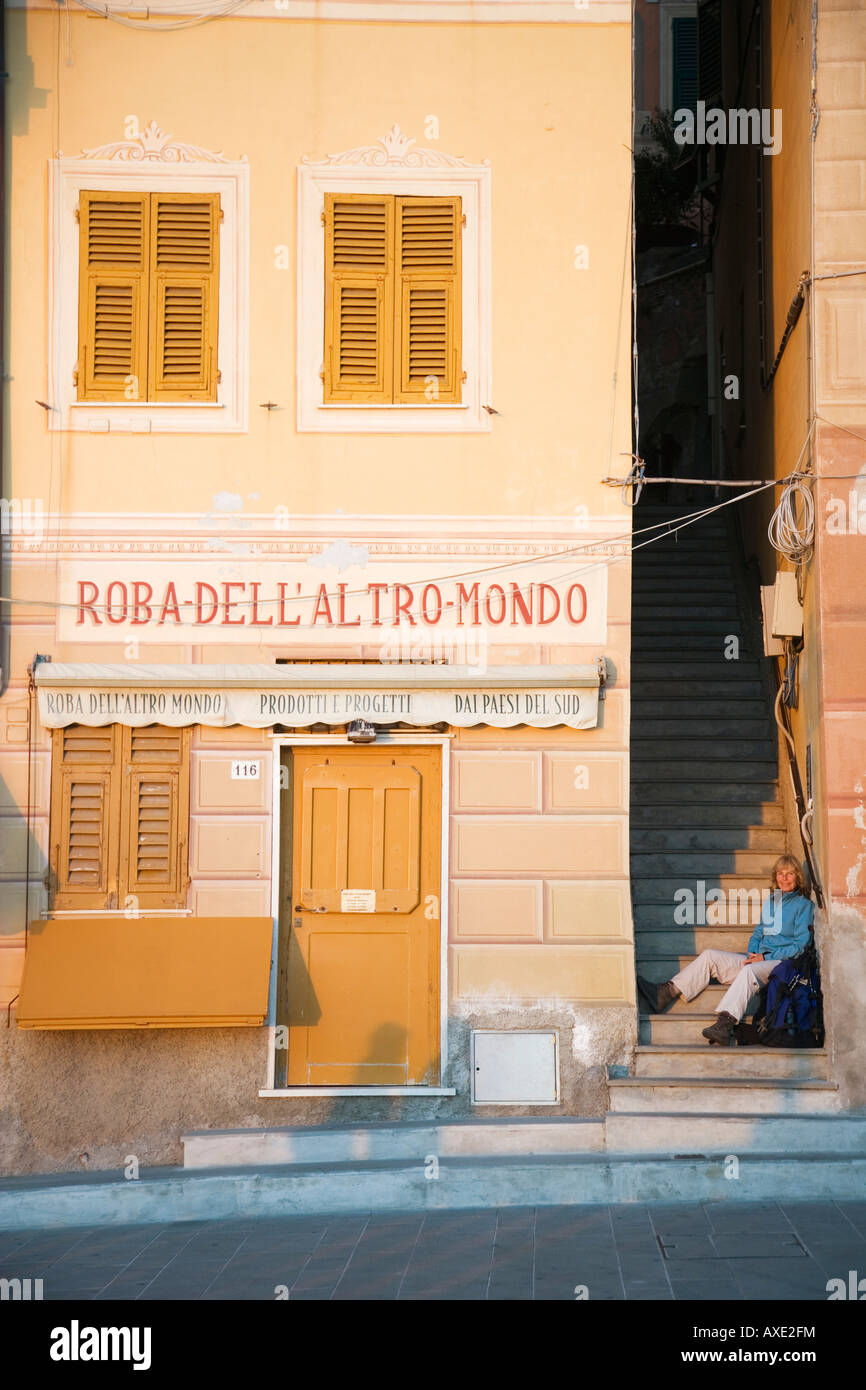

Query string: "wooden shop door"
[[287, 746, 441, 1085]]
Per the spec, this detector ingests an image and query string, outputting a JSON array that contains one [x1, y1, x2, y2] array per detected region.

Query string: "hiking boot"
[[702, 1011, 737, 1046], [637, 976, 681, 1014]]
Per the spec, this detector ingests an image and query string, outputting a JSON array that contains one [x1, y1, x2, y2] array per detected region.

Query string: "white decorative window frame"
[[48, 125, 249, 434], [297, 126, 492, 434]]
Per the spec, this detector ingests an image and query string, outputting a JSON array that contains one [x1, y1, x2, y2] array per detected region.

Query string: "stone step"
[[633, 680, 766, 699], [607, 1077, 840, 1115], [638, 1011, 812, 1046], [604, 1112, 866, 1155], [633, 617, 743, 631], [631, 900, 767, 922], [637, 540, 732, 555], [631, 664, 767, 681], [631, 705, 772, 721], [182, 1118, 606, 1170], [635, 561, 737, 575], [632, 719, 774, 740], [632, 613, 742, 627], [631, 740, 776, 762], [632, 1046, 830, 1081], [643, 983, 729, 1012], [633, 782, 779, 804], [633, 599, 739, 612], [636, 541, 731, 552], [634, 902, 765, 926], [636, 566, 734, 579], [630, 850, 779, 876], [636, 506, 727, 515], [636, 558, 736, 572], [630, 802, 785, 828], [632, 594, 740, 609], [632, 874, 771, 904], [636, 955, 764, 982], [631, 762, 778, 783], [636, 571, 736, 584], [632, 634, 751, 650], [640, 1012, 723, 1044], [631, 825, 786, 850], [634, 583, 738, 598], [4, 1150, 866, 1228], [634, 651, 762, 666], [634, 926, 756, 953]]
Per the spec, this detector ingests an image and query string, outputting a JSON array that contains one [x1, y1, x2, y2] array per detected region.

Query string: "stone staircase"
[[612, 501, 836, 1118]]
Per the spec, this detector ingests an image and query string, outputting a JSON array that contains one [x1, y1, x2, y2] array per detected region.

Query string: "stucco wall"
[[5, 10, 632, 521]]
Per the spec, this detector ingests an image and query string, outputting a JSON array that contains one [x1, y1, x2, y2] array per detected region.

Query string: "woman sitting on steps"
[[636, 855, 815, 1046]]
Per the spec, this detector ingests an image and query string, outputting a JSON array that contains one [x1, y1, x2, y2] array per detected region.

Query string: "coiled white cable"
[[768, 476, 815, 564]]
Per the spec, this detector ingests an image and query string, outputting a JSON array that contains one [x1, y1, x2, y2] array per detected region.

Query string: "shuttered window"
[[672, 16, 699, 113], [323, 193, 461, 405], [77, 192, 219, 403], [51, 725, 190, 910]]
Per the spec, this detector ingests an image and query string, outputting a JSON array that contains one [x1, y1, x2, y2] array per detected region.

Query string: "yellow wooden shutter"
[[323, 194, 394, 403], [119, 726, 190, 909], [51, 726, 121, 909], [148, 194, 219, 401], [394, 197, 461, 404], [77, 192, 149, 401]]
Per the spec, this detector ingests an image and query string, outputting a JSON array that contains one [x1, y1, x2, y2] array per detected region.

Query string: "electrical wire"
[[68, 0, 252, 32], [816, 415, 866, 451], [768, 476, 815, 565], [0, 478, 784, 628], [12, 440, 865, 628]]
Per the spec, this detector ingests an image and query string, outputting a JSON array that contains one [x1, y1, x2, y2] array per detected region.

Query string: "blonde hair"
[[771, 854, 808, 895]]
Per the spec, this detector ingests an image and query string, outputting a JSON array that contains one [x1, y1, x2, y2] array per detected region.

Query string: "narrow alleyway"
[[616, 501, 832, 1118]]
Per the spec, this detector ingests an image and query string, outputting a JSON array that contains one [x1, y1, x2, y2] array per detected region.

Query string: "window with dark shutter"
[[672, 16, 699, 114]]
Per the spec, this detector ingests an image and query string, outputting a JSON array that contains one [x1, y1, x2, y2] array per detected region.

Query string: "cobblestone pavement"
[[2, 1200, 865, 1300]]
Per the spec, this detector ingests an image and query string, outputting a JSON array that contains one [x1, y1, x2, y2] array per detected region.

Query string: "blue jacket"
[[747, 890, 814, 960]]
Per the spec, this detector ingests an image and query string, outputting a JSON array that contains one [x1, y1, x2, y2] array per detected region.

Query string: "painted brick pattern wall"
[[189, 726, 273, 917], [449, 685, 634, 1007]]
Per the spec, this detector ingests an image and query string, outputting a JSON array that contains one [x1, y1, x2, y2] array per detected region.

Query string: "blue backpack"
[[754, 942, 824, 1048]]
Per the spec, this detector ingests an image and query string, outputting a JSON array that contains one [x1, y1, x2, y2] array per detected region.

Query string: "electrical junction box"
[[771, 570, 803, 639], [761, 586, 786, 656], [470, 1030, 559, 1105]]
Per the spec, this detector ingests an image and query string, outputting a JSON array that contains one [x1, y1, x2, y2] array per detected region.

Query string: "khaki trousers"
[[670, 949, 781, 1022]]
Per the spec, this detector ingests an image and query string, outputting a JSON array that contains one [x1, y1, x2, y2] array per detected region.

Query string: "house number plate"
[[231, 760, 261, 779]]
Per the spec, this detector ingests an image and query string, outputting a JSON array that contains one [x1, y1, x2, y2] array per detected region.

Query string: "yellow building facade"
[[0, 0, 635, 1172]]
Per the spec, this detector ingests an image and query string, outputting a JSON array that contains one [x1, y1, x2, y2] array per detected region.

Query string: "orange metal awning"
[[17, 917, 273, 1029]]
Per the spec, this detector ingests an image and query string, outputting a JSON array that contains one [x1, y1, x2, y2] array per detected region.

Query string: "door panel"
[[287, 747, 440, 1086], [298, 760, 421, 913]]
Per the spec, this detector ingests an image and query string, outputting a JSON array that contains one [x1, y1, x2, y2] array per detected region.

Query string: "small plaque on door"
[[341, 889, 376, 913]]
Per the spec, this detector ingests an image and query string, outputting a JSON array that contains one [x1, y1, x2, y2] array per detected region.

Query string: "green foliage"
[[635, 109, 699, 234]]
